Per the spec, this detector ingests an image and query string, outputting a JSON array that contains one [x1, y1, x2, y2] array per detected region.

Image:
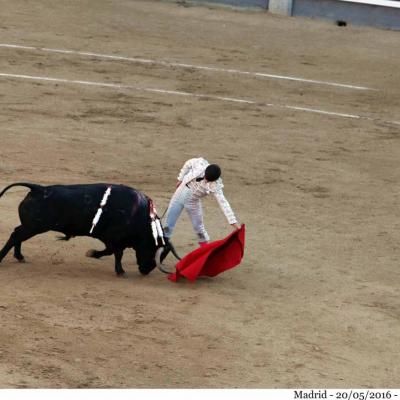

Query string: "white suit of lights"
[[163, 158, 237, 243]]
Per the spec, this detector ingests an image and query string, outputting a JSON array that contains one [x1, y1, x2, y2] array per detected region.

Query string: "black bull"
[[0, 182, 176, 276]]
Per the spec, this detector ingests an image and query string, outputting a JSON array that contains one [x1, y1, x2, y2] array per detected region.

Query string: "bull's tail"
[[0, 183, 44, 199]]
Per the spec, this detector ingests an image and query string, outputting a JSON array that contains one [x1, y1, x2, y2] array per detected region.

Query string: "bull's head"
[[136, 237, 179, 275], [135, 203, 180, 275], [156, 237, 181, 274], [136, 243, 161, 275]]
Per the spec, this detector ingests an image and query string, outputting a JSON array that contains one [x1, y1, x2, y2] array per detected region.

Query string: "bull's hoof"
[[17, 257, 26, 263], [56, 235, 71, 241], [116, 271, 127, 278], [86, 249, 97, 258]]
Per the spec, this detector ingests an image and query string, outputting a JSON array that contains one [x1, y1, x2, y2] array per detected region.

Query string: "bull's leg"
[[114, 248, 125, 276], [14, 241, 25, 262], [86, 247, 114, 259], [86, 245, 125, 276], [0, 225, 39, 263]]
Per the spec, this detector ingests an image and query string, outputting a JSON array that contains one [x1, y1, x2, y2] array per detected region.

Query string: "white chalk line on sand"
[[0, 72, 378, 121], [0, 43, 375, 91]]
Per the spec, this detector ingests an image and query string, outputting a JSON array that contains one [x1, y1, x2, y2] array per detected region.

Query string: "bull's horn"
[[168, 241, 181, 261], [163, 238, 181, 261], [157, 263, 174, 274], [155, 247, 164, 267], [155, 246, 176, 274]]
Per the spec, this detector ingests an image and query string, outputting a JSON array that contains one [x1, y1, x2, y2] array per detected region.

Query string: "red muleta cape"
[[168, 224, 245, 282]]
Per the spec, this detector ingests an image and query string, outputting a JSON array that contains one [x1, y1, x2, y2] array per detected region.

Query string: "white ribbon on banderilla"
[[90, 187, 112, 234], [89, 188, 165, 246], [149, 199, 165, 246]]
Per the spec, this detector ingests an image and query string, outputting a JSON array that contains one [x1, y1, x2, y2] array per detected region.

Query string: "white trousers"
[[164, 185, 210, 242]]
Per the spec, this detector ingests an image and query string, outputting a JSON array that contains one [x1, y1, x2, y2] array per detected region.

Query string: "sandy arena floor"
[[0, 0, 399, 388]]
